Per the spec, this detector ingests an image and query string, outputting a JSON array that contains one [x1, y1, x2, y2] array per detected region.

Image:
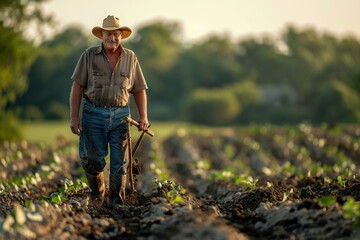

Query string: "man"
[[69, 15, 149, 208]]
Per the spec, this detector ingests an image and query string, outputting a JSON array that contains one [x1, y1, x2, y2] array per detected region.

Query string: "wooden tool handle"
[[124, 117, 155, 137]]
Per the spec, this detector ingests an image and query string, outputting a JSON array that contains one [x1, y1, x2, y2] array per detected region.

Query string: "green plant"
[[185, 88, 240, 125], [343, 197, 360, 228], [167, 190, 184, 204], [37, 178, 87, 205], [208, 170, 233, 182], [282, 188, 294, 202], [337, 176, 347, 188], [223, 143, 236, 159], [316, 196, 360, 229], [317, 196, 337, 207], [49, 192, 66, 204], [154, 178, 186, 205], [234, 175, 258, 190]]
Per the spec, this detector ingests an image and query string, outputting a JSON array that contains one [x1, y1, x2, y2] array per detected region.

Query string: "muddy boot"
[[109, 174, 127, 209], [85, 172, 105, 207]]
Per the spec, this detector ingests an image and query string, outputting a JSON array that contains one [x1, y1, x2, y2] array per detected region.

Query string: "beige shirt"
[[71, 45, 147, 107]]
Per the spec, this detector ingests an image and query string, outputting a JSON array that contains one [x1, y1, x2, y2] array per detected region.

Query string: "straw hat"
[[92, 15, 132, 39]]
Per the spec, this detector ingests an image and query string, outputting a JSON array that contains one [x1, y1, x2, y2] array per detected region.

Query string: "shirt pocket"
[[119, 71, 131, 89], [92, 70, 105, 88]]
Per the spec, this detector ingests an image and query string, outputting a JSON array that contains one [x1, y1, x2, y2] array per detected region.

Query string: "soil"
[[1, 124, 360, 239]]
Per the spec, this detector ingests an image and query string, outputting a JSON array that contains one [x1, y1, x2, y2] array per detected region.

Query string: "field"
[[1, 122, 360, 239]]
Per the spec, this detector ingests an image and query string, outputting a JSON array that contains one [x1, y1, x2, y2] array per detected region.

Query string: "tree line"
[[16, 22, 360, 124], [1, 0, 360, 141]]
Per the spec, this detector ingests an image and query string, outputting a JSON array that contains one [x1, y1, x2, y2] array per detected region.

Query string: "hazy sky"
[[43, 0, 360, 42]]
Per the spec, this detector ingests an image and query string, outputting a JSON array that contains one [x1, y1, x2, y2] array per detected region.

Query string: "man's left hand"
[[138, 119, 149, 131]]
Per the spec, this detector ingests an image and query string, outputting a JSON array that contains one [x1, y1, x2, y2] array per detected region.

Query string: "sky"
[[42, 0, 360, 43]]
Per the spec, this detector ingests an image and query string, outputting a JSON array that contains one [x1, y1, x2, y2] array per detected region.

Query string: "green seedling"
[[316, 196, 360, 229], [50, 192, 66, 204], [36, 178, 86, 205], [337, 176, 347, 188], [167, 190, 184, 204], [343, 197, 360, 228], [323, 177, 333, 184], [235, 176, 258, 190], [223, 143, 236, 159], [317, 196, 337, 207], [154, 178, 186, 205], [154, 178, 162, 189], [282, 188, 294, 202], [62, 178, 87, 193]]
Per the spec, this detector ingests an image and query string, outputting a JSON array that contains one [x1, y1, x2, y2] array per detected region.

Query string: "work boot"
[[109, 174, 127, 209], [85, 172, 105, 206]]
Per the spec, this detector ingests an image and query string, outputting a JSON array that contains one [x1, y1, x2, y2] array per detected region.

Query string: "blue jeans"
[[79, 99, 130, 175]]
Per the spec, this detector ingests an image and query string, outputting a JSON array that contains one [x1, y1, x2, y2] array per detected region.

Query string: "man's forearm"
[[133, 90, 149, 130], [70, 82, 83, 119], [134, 90, 148, 120]]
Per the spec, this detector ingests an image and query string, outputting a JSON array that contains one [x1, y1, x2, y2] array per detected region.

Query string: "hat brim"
[[92, 26, 132, 39]]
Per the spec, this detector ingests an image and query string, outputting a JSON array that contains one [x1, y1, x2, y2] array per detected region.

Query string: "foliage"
[[208, 170, 258, 190], [43, 178, 87, 204], [154, 178, 186, 205], [185, 88, 240, 125], [0, 0, 52, 142], [183, 35, 242, 89], [0, 24, 34, 110], [126, 20, 182, 111], [16, 26, 90, 120], [227, 79, 262, 106], [0, 111, 22, 142], [317, 196, 337, 207], [343, 197, 360, 228], [336, 176, 347, 188], [282, 188, 294, 202], [317, 196, 360, 229], [0, 0, 53, 34], [0, 25, 34, 143], [333, 80, 360, 121], [7, 17, 360, 125]]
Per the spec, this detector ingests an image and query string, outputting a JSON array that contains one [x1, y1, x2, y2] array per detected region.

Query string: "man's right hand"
[[70, 117, 82, 136], [69, 81, 83, 136]]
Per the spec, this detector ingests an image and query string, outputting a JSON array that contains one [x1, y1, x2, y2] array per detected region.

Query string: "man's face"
[[101, 30, 122, 52]]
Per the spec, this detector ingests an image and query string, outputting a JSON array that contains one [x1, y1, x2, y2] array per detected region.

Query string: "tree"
[[126, 21, 183, 119], [165, 34, 242, 120], [181, 35, 242, 89], [185, 88, 240, 125], [0, 0, 52, 33], [0, 25, 34, 108], [0, 0, 52, 141], [236, 36, 290, 86], [333, 80, 360, 121], [281, 26, 336, 104], [16, 26, 90, 120]]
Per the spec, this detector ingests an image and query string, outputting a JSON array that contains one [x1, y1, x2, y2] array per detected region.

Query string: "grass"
[[23, 120, 192, 145], [23, 121, 78, 144]]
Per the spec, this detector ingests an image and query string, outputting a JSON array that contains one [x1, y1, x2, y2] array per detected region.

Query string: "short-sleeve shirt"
[[71, 45, 147, 107]]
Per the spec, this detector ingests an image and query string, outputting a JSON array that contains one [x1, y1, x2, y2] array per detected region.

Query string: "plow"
[[124, 116, 154, 201]]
